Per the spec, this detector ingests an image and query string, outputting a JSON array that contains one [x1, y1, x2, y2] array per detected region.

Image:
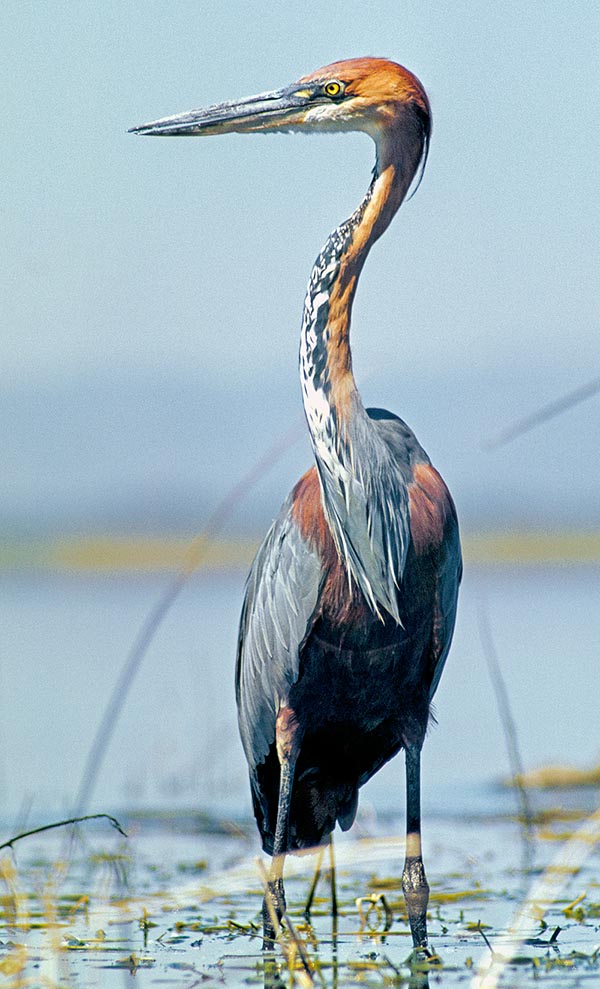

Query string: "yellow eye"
[[324, 80, 343, 98]]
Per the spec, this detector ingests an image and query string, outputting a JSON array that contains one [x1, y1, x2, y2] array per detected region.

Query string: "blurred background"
[[1, 1, 598, 824]]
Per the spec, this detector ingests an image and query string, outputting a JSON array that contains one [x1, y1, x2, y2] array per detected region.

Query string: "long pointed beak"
[[129, 85, 314, 137]]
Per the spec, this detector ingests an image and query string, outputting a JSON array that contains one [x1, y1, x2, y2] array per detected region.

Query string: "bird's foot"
[[262, 878, 286, 947]]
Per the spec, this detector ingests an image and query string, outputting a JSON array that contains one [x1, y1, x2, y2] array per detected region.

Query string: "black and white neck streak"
[[298, 111, 430, 623]]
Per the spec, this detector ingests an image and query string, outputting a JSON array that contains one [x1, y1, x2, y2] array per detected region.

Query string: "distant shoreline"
[[2, 532, 600, 572]]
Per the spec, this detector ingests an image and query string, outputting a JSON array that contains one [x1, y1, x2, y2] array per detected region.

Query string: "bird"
[[131, 56, 462, 950]]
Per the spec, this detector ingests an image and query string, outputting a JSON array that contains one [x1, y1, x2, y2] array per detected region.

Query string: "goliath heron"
[[131, 57, 462, 949]]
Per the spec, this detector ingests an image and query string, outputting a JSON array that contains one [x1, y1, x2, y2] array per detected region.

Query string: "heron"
[[131, 57, 462, 950]]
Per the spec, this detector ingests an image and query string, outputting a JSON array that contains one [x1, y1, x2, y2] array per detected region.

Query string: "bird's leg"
[[328, 832, 338, 922], [263, 760, 292, 944], [263, 706, 301, 946], [402, 745, 430, 951]]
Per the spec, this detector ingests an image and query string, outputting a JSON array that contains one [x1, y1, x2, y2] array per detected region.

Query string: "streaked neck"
[[299, 126, 422, 463], [297, 120, 426, 620]]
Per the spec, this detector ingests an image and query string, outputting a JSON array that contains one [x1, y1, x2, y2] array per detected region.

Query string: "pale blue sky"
[[2, 1, 599, 533]]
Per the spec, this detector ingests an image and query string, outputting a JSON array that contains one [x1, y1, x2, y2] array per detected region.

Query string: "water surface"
[[1, 565, 598, 820]]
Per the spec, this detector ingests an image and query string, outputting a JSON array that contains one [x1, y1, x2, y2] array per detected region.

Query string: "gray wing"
[[235, 492, 322, 770]]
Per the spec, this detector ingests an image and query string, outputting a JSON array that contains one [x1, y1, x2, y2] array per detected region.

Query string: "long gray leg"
[[263, 706, 301, 945], [402, 746, 430, 949], [328, 833, 338, 920]]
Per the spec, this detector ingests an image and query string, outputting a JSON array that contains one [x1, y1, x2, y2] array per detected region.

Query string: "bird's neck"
[[299, 127, 421, 469], [298, 126, 424, 619]]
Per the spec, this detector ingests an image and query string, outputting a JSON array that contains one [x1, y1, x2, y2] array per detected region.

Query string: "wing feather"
[[235, 492, 322, 769]]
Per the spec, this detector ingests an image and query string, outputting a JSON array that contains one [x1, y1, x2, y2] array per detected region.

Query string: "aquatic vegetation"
[[0, 807, 597, 987]]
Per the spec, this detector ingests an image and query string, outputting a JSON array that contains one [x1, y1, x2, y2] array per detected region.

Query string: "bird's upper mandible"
[[130, 56, 430, 150]]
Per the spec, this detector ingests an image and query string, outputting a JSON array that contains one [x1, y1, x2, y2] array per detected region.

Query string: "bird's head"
[[130, 57, 430, 177]]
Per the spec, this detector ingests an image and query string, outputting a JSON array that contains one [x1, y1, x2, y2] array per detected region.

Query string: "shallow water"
[[1, 801, 599, 988], [1, 565, 599, 984]]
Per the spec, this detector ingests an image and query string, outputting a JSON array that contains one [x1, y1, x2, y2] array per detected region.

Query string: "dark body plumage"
[[237, 409, 461, 854]]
